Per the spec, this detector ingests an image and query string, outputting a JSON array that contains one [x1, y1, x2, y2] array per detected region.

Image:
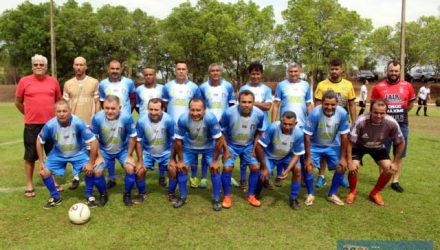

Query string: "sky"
[[0, 0, 439, 28]]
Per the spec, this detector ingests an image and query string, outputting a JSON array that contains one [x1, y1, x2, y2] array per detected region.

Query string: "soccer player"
[[63, 56, 100, 190], [170, 98, 225, 210], [98, 59, 136, 188], [36, 100, 98, 209], [314, 58, 355, 189], [416, 82, 431, 116], [90, 95, 139, 206], [15, 54, 61, 198], [135, 98, 175, 204], [271, 63, 313, 186], [370, 60, 415, 193], [346, 100, 405, 206], [198, 63, 236, 189], [303, 90, 350, 206], [220, 90, 265, 208], [238, 62, 272, 190], [255, 111, 306, 210], [358, 79, 368, 116], [135, 66, 164, 118]]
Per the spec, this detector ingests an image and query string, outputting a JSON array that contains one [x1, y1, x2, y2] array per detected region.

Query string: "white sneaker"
[[327, 194, 344, 206], [304, 194, 315, 206]]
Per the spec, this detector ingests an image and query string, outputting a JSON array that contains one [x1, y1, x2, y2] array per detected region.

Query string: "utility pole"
[[50, 0, 57, 78], [400, 0, 406, 80]]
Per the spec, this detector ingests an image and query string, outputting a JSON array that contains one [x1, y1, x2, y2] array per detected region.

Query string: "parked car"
[[408, 66, 438, 82], [356, 70, 377, 82]]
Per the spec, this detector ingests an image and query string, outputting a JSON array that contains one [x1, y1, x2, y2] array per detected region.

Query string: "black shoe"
[[263, 179, 273, 190], [416, 113, 419, 116], [106, 180, 116, 189], [255, 182, 263, 200], [98, 193, 108, 207], [240, 179, 247, 191], [69, 179, 80, 190], [132, 193, 147, 205], [123, 192, 133, 206], [159, 176, 166, 187], [173, 198, 186, 208], [391, 182, 404, 193], [274, 177, 283, 187], [44, 197, 62, 209], [289, 198, 300, 210], [168, 193, 179, 204], [86, 196, 98, 208], [424, 114, 429, 117], [212, 200, 222, 212]]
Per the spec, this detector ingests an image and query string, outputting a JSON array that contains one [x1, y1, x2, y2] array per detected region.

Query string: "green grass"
[[1, 103, 439, 249]]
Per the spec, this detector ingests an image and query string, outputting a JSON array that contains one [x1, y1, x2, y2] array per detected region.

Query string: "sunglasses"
[[33, 63, 46, 67]]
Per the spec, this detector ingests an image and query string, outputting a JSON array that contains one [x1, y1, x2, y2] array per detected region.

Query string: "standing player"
[[135, 66, 164, 118], [346, 100, 405, 206], [271, 63, 313, 186], [255, 111, 307, 210], [358, 79, 368, 116], [198, 63, 236, 189], [99, 59, 136, 188], [370, 60, 415, 193], [63, 56, 100, 190], [36, 100, 98, 208], [220, 90, 265, 208], [135, 98, 175, 204], [314, 58, 355, 188], [303, 90, 350, 206], [170, 98, 225, 210], [416, 82, 431, 116], [238, 62, 272, 190], [90, 95, 140, 206]]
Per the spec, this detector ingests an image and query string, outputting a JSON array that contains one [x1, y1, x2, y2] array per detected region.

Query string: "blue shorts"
[[265, 155, 293, 174], [224, 143, 258, 167], [385, 125, 408, 158], [101, 149, 129, 168], [311, 145, 340, 170], [45, 152, 89, 176], [183, 148, 213, 167], [143, 151, 170, 171]]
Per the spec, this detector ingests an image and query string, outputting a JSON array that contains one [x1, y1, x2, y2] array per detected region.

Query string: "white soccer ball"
[[68, 203, 91, 225]]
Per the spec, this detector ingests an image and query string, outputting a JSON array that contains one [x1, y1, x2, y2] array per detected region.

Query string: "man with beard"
[[370, 60, 415, 193]]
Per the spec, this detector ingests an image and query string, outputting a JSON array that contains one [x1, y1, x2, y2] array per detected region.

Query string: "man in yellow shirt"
[[314, 58, 356, 189]]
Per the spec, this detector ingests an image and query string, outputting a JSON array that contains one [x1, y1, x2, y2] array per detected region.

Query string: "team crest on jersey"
[[306, 120, 312, 127], [399, 87, 404, 94]]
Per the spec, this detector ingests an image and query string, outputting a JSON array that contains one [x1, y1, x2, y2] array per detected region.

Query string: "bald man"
[[63, 56, 100, 189]]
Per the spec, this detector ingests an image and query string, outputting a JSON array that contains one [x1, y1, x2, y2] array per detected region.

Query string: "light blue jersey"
[[199, 79, 236, 121], [135, 83, 164, 118], [274, 79, 312, 127], [239, 82, 272, 126], [136, 112, 175, 157], [220, 105, 265, 146], [90, 111, 137, 155], [175, 110, 222, 150], [162, 80, 201, 122], [258, 121, 305, 160], [99, 76, 136, 114], [38, 115, 95, 158], [303, 105, 350, 147]]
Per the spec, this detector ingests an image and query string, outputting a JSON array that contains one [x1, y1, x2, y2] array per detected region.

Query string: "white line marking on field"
[[0, 140, 22, 146]]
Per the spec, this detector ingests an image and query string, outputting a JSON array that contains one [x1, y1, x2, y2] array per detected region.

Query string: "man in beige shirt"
[[63, 56, 99, 189]]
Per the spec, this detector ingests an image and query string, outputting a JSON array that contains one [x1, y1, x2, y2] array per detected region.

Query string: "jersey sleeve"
[[264, 86, 272, 103], [192, 84, 201, 98], [15, 79, 25, 98], [207, 113, 222, 139], [338, 109, 350, 134], [99, 82, 105, 101], [314, 83, 324, 101], [62, 82, 70, 101], [89, 116, 100, 135], [162, 84, 170, 102], [136, 121, 144, 142], [390, 122, 404, 145], [78, 120, 95, 143], [127, 115, 137, 137], [257, 124, 274, 148], [38, 123, 51, 144], [293, 128, 305, 155], [347, 83, 356, 101], [219, 111, 228, 131], [349, 119, 361, 144], [135, 88, 141, 108], [370, 86, 379, 102], [167, 117, 176, 143], [274, 83, 282, 102], [257, 111, 265, 131], [305, 84, 313, 103], [227, 83, 236, 104], [408, 84, 416, 102], [303, 110, 318, 135], [174, 116, 187, 140]]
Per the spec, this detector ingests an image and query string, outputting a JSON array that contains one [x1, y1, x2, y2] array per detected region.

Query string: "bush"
[[436, 97, 440, 106]]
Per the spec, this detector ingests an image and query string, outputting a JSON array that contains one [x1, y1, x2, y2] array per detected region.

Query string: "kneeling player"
[[346, 100, 405, 206]]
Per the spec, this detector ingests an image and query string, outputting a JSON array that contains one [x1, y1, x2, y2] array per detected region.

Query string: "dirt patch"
[[0, 85, 17, 102]]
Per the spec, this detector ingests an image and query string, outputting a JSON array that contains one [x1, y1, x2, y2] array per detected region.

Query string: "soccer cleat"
[[69, 179, 80, 190], [327, 195, 345, 206], [289, 198, 300, 210], [315, 175, 326, 188], [198, 178, 208, 189], [222, 195, 232, 209], [98, 193, 109, 207], [369, 193, 385, 206], [212, 200, 222, 212], [168, 193, 179, 204], [391, 182, 404, 193], [346, 192, 356, 204], [230, 177, 240, 188], [274, 177, 283, 187], [189, 177, 199, 188], [132, 193, 147, 205], [173, 198, 186, 208], [86, 196, 98, 208], [240, 179, 247, 192], [106, 180, 117, 189], [123, 192, 133, 206], [246, 195, 261, 207], [263, 179, 273, 190], [340, 177, 350, 188], [44, 197, 62, 209], [158, 176, 166, 187], [304, 194, 315, 206]]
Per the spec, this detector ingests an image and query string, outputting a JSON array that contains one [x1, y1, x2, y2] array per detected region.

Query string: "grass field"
[[0, 102, 439, 249]]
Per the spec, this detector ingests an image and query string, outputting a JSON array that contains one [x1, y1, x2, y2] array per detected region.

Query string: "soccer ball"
[[68, 203, 91, 225]]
